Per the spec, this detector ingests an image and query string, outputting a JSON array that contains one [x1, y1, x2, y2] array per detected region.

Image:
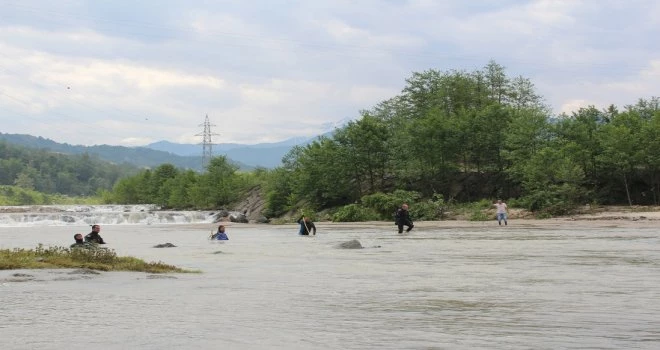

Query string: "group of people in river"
[[70, 224, 106, 249], [208, 200, 507, 239], [69, 201, 508, 246]]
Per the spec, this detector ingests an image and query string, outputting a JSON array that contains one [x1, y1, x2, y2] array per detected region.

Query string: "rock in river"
[[153, 243, 177, 248], [336, 239, 363, 249]]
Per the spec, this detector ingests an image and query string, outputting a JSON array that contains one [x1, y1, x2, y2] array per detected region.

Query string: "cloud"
[[349, 86, 400, 105], [1, 0, 659, 146], [553, 59, 660, 114], [641, 60, 660, 78], [560, 99, 592, 114]]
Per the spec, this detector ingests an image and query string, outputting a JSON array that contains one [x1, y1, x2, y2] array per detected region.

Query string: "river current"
[[1, 217, 659, 349]]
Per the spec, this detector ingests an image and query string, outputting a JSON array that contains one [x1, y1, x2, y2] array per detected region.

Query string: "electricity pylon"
[[196, 114, 219, 169]]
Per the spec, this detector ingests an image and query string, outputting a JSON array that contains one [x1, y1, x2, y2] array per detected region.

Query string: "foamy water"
[[0, 205, 220, 226], [1, 222, 660, 349]]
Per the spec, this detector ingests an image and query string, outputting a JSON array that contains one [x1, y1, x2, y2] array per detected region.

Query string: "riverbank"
[[216, 205, 660, 230]]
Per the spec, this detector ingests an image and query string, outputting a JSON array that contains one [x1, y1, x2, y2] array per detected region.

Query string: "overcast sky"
[[0, 0, 658, 146]]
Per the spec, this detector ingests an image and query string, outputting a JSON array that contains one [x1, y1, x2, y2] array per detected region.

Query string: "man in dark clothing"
[[395, 203, 414, 234], [70, 233, 85, 248], [71, 233, 96, 249], [297, 216, 317, 235], [85, 224, 106, 244]]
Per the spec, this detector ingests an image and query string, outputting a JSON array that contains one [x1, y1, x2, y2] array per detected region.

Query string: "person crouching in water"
[[70, 233, 85, 248], [85, 224, 106, 244], [395, 203, 414, 234], [297, 216, 316, 235], [71, 233, 95, 249], [211, 225, 229, 240]]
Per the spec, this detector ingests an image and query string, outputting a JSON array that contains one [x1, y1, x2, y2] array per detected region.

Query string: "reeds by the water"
[[0, 244, 197, 273]]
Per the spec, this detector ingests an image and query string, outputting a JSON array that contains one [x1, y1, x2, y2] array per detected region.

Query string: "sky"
[[0, 0, 658, 146]]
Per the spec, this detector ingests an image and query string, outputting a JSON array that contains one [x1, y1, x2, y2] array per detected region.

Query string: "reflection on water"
[[1, 223, 660, 349]]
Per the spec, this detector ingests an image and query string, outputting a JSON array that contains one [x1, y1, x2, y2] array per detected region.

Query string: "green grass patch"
[[0, 185, 104, 205], [0, 244, 199, 273]]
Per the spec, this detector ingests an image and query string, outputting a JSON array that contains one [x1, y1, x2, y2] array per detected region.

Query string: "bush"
[[332, 191, 446, 222], [519, 183, 585, 216], [332, 204, 380, 222], [474, 198, 493, 209], [409, 194, 445, 220], [361, 190, 422, 219], [469, 209, 490, 221]]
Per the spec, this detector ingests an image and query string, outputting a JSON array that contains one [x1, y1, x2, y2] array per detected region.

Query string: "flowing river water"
[[1, 216, 660, 349]]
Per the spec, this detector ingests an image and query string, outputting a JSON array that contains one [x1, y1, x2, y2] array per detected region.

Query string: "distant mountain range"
[[145, 137, 310, 168], [0, 132, 324, 171]]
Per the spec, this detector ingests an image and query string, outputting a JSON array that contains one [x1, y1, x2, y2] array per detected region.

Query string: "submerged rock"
[[69, 268, 101, 275], [3, 273, 36, 283], [336, 239, 363, 249], [153, 243, 177, 248], [146, 274, 178, 279], [53, 276, 93, 281], [12, 273, 34, 278], [4, 277, 35, 282]]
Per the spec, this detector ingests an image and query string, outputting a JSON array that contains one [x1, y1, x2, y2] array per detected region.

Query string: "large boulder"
[[229, 212, 248, 223], [336, 239, 363, 249], [253, 216, 269, 224], [213, 210, 230, 222]]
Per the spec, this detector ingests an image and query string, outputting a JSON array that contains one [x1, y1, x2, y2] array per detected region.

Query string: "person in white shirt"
[[494, 200, 508, 226]]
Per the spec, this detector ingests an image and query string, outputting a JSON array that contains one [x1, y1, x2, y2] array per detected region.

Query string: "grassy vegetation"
[[0, 185, 103, 205], [0, 244, 198, 273]]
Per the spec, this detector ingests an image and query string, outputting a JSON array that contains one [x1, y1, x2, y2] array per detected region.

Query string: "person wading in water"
[[394, 203, 414, 234], [297, 216, 316, 235], [85, 224, 106, 244]]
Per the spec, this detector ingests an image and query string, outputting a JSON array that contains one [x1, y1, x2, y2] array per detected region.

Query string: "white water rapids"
[[0, 205, 217, 226]]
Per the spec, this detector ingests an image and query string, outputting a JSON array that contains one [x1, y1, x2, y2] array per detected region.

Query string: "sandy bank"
[[185, 207, 660, 231]]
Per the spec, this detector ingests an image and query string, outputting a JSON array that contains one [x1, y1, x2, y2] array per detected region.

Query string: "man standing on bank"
[[494, 200, 508, 226], [395, 203, 414, 234]]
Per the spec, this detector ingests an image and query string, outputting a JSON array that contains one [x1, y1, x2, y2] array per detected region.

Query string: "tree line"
[[83, 61, 660, 219], [261, 61, 660, 218], [102, 157, 256, 209], [0, 141, 137, 198]]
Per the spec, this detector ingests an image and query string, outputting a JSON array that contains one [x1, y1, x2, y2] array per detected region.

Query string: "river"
[[1, 218, 660, 349]]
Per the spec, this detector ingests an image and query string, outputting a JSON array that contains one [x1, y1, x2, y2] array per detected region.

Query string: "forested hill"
[[0, 140, 138, 196], [0, 133, 250, 171]]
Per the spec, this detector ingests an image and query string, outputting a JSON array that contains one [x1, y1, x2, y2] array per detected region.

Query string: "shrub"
[[332, 204, 380, 222], [469, 209, 490, 221], [361, 190, 422, 219], [409, 194, 446, 220]]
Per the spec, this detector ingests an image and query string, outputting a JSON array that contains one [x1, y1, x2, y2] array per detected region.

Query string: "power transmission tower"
[[196, 114, 219, 169]]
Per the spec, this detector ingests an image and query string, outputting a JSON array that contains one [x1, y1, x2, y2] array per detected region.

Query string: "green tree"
[[190, 156, 240, 208], [14, 167, 37, 190], [333, 114, 392, 196]]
